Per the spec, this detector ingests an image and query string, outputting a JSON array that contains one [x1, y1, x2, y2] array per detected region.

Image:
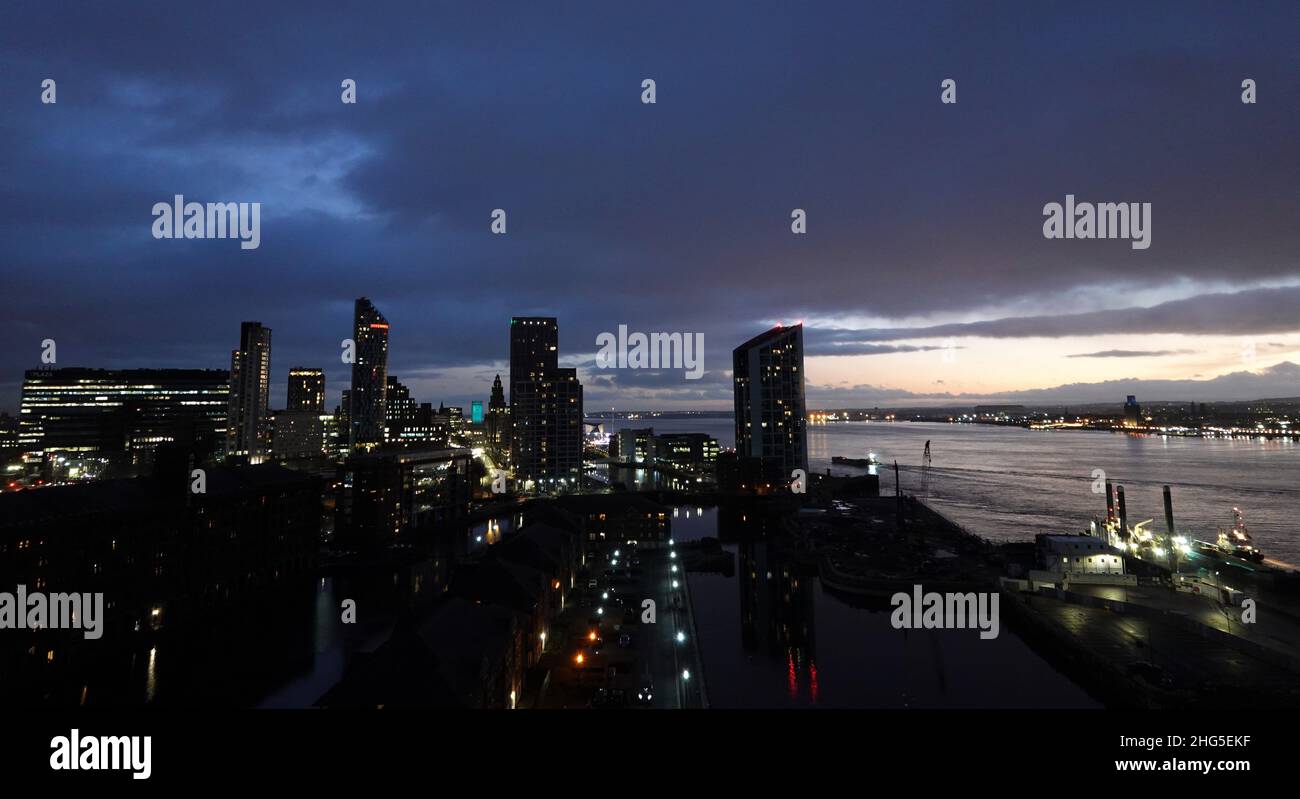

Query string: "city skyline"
[[5, 3, 1300, 768], [4, 304, 1300, 418], [3, 2, 1299, 414]]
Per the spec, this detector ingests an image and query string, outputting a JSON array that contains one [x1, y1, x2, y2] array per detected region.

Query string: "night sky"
[[3, 1, 1298, 412]]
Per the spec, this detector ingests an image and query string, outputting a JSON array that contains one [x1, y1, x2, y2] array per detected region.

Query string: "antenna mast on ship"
[[921, 440, 932, 497]]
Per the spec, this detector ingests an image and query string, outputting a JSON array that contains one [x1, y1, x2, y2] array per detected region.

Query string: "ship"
[[1194, 507, 1265, 563], [831, 451, 882, 468]]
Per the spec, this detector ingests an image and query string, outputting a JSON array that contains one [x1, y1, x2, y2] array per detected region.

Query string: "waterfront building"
[[1124, 395, 1142, 427], [732, 324, 808, 479], [652, 432, 720, 468], [615, 428, 656, 464]]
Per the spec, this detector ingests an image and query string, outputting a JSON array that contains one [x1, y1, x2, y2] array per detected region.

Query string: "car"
[[617, 632, 633, 648], [636, 681, 654, 705]]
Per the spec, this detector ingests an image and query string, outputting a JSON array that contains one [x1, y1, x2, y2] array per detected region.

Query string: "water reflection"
[[680, 504, 1099, 708], [739, 540, 818, 702]]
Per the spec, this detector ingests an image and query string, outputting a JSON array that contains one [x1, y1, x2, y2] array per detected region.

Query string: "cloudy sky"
[[3, 1, 1298, 412]]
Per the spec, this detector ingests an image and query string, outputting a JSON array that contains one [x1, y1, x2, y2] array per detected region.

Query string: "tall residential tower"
[[349, 298, 389, 450], [226, 321, 273, 459], [732, 323, 807, 477], [508, 317, 583, 490]]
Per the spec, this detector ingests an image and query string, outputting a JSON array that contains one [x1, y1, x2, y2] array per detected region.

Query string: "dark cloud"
[[807, 362, 1300, 407], [817, 286, 1300, 343], [2, 1, 1298, 412], [804, 340, 959, 357], [1067, 349, 1195, 358]]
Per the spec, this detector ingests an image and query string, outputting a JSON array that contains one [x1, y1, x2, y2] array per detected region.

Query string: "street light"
[[676, 631, 686, 644], [682, 669, 691, 681]]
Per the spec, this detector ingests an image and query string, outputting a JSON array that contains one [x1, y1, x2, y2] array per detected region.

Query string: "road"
[[533, 535, 705, 709]]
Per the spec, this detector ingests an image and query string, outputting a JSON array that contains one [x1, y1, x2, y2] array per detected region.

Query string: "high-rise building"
[[349, 298, 389, 450], [385, 376, 417, 441], [509, 318, 582, 491], [287, 368, 325, 413], [511, 369, 584, 490], [334, 393, 351, 459], [18, 368, 229, 464], [0, 412, 19, 453], [509, 317, 558, 399], [471, 400, 484, 425], [226, 322, 273, 459], [486, 373, 509, 459], [441, 404, 465, 436], [733, 324, 807, 477], [1124, 395, 1142, 427]]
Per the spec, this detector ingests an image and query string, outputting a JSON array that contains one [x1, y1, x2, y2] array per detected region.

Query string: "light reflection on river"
[[610, 418, 1300, 564], [672, 506, 1098, 708]]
